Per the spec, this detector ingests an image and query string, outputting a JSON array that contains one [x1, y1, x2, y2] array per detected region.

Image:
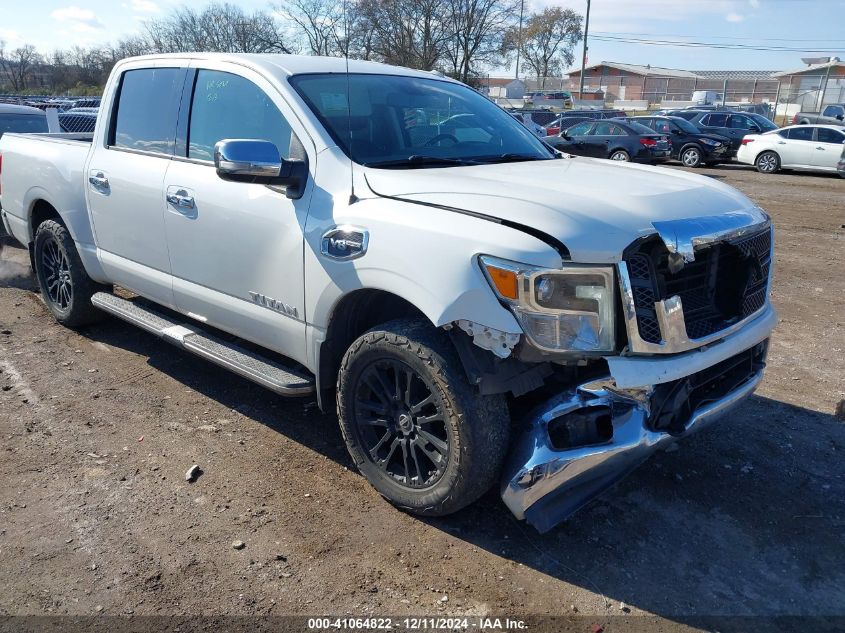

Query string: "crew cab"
[[0, 54, 777, 532], [793, 103, 845, 126]]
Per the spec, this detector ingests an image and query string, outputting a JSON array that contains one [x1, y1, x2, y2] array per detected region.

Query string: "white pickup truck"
[[0, 54, 776, 532]]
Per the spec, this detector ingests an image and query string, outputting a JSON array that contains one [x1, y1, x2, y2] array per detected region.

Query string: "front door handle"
[[88, 171, 109, 191], [166, 191, 195, 210], [815, 146, 825, 150]]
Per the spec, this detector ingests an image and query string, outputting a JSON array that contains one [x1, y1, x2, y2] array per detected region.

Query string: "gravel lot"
[[1, 164, 843, 630]]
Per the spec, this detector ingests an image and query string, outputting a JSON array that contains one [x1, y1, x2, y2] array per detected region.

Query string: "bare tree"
[[357, 0, 449, 70], [144, 3, 291, 54], [0, 43, 41, 91], [504, 7, 582, 88], [277, 0, 345, 56], [444, 0, 518, 83]]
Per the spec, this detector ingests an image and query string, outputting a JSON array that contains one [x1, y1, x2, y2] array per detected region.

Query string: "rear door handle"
[[815, 146, 825, 150]]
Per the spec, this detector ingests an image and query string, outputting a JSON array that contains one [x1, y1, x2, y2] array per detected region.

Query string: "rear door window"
[[112, 67, 185, 154], [187, 69, 293, 162], [787, 127, 814, 141], [702, 113, 729, 127]]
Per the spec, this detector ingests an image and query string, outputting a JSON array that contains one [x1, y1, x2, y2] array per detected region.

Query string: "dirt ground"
[[1, 164, 843, 631]]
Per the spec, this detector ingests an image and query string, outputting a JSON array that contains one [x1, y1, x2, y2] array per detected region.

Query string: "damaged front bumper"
[[501, 328, 773, 533]]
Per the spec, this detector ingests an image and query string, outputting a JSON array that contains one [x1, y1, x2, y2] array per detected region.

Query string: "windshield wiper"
[[364, 155, 479, 168], [474, 153, 553, 164]]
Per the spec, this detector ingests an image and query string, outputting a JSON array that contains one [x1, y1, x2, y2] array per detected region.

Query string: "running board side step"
[[91, 292, 314, 396]]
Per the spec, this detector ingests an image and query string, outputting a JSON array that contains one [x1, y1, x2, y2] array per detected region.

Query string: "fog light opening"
[[548, 406, 613, 450]]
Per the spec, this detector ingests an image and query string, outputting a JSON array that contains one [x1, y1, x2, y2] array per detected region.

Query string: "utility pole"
[[819, 58, 834, 110], [578, 0, 591, 101], [515, 0, 524, 79]]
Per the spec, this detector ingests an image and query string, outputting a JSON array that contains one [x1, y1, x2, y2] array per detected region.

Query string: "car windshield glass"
[[671, 117, 700, 134], [0, 114, 48, 136], [290, 73, 554, 167]]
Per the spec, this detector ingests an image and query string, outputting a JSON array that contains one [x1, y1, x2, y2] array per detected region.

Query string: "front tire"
[[755, 151, 780, 174], [337, 319, 510, 516], [680, 146, 703, 168], [33, 219, 109, 327]]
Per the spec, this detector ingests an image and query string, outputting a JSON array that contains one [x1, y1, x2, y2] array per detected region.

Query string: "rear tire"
[[755, 151, 780, 174], [336, 319, 510, 517], [609, 150, 630, 161], [33, 220, 110, 327]]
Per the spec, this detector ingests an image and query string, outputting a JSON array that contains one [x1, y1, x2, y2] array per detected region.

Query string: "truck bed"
[[0, 131, 93, 247]]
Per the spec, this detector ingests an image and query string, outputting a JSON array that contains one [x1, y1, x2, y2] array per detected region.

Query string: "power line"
[[591, 31, 845, 43], [589, 34, 845, 53]]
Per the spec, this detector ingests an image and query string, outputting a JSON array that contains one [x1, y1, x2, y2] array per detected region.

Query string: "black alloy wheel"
[[353, 358, 450, 488]]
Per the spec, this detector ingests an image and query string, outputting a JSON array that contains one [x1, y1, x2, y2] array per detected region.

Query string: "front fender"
[[303, 195, 563, 334]]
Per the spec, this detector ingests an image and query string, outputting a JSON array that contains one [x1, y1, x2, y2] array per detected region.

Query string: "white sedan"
[[736, 124, 845, 174]]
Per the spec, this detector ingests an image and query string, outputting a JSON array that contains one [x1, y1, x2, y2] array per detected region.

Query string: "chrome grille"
[[625, 225, 772, 345]]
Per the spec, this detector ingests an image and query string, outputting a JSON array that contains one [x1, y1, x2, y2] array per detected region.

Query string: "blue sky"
[[1, 0, 843, 73]]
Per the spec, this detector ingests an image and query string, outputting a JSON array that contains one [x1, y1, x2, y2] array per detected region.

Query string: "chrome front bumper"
[[501, 348, 767, 533]]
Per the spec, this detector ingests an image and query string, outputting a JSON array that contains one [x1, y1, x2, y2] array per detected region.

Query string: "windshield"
[[290, 73, 554, 167], [0, 113, 48, 137]]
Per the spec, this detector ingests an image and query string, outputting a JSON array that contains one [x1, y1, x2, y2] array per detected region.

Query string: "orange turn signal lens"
[[484, 264, 519, 301]]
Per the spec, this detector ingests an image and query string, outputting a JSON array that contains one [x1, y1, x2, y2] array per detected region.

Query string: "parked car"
[[545, 109, 627, 136], [619, 115, 731, 167], [71, 98, 101, 109], [690, 91, 723, 106], [58, 111, 97, 134], [509, 112, 546, 137], [837, 144, 845, 177], [0, 104, 48, 139], [0, 53, 776, 533], [737, 124, 845, 174], [547, 119, 672, 163], [793, 103, 845, 126], [523, 91, 572, 107], [676, 110, 779, 155]]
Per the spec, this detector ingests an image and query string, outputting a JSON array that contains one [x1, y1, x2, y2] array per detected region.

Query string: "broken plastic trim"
[[454, 319, 520, 359], [501, 367, 764, 533]]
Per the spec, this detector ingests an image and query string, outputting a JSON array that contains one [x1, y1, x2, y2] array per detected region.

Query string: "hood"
[[363, 157, 761, 263]]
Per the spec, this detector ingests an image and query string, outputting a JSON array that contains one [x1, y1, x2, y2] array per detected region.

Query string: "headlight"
[[479, 255, 616, 353], [700, 138, 721, 147]]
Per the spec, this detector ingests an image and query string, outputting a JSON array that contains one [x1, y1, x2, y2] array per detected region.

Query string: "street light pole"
[[578, 0, 591, 101]]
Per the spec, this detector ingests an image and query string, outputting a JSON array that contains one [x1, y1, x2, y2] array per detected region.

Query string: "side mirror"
[[837, 114, 844, 121], [671, 128, 681, 135], [561, 133, 571, 140], [214, 139, 307, 199]]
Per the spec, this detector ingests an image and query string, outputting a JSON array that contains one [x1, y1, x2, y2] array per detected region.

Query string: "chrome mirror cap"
[[214, 139, 282, 178]]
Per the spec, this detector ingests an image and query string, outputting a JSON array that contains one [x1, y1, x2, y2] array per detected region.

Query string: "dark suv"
[[618, 115, 731, 167], [668, 110, 778, 154]]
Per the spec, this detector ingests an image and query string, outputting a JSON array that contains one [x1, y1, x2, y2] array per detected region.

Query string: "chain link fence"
[[0, 94, 101, 134], [484, 72, 845, 124]]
